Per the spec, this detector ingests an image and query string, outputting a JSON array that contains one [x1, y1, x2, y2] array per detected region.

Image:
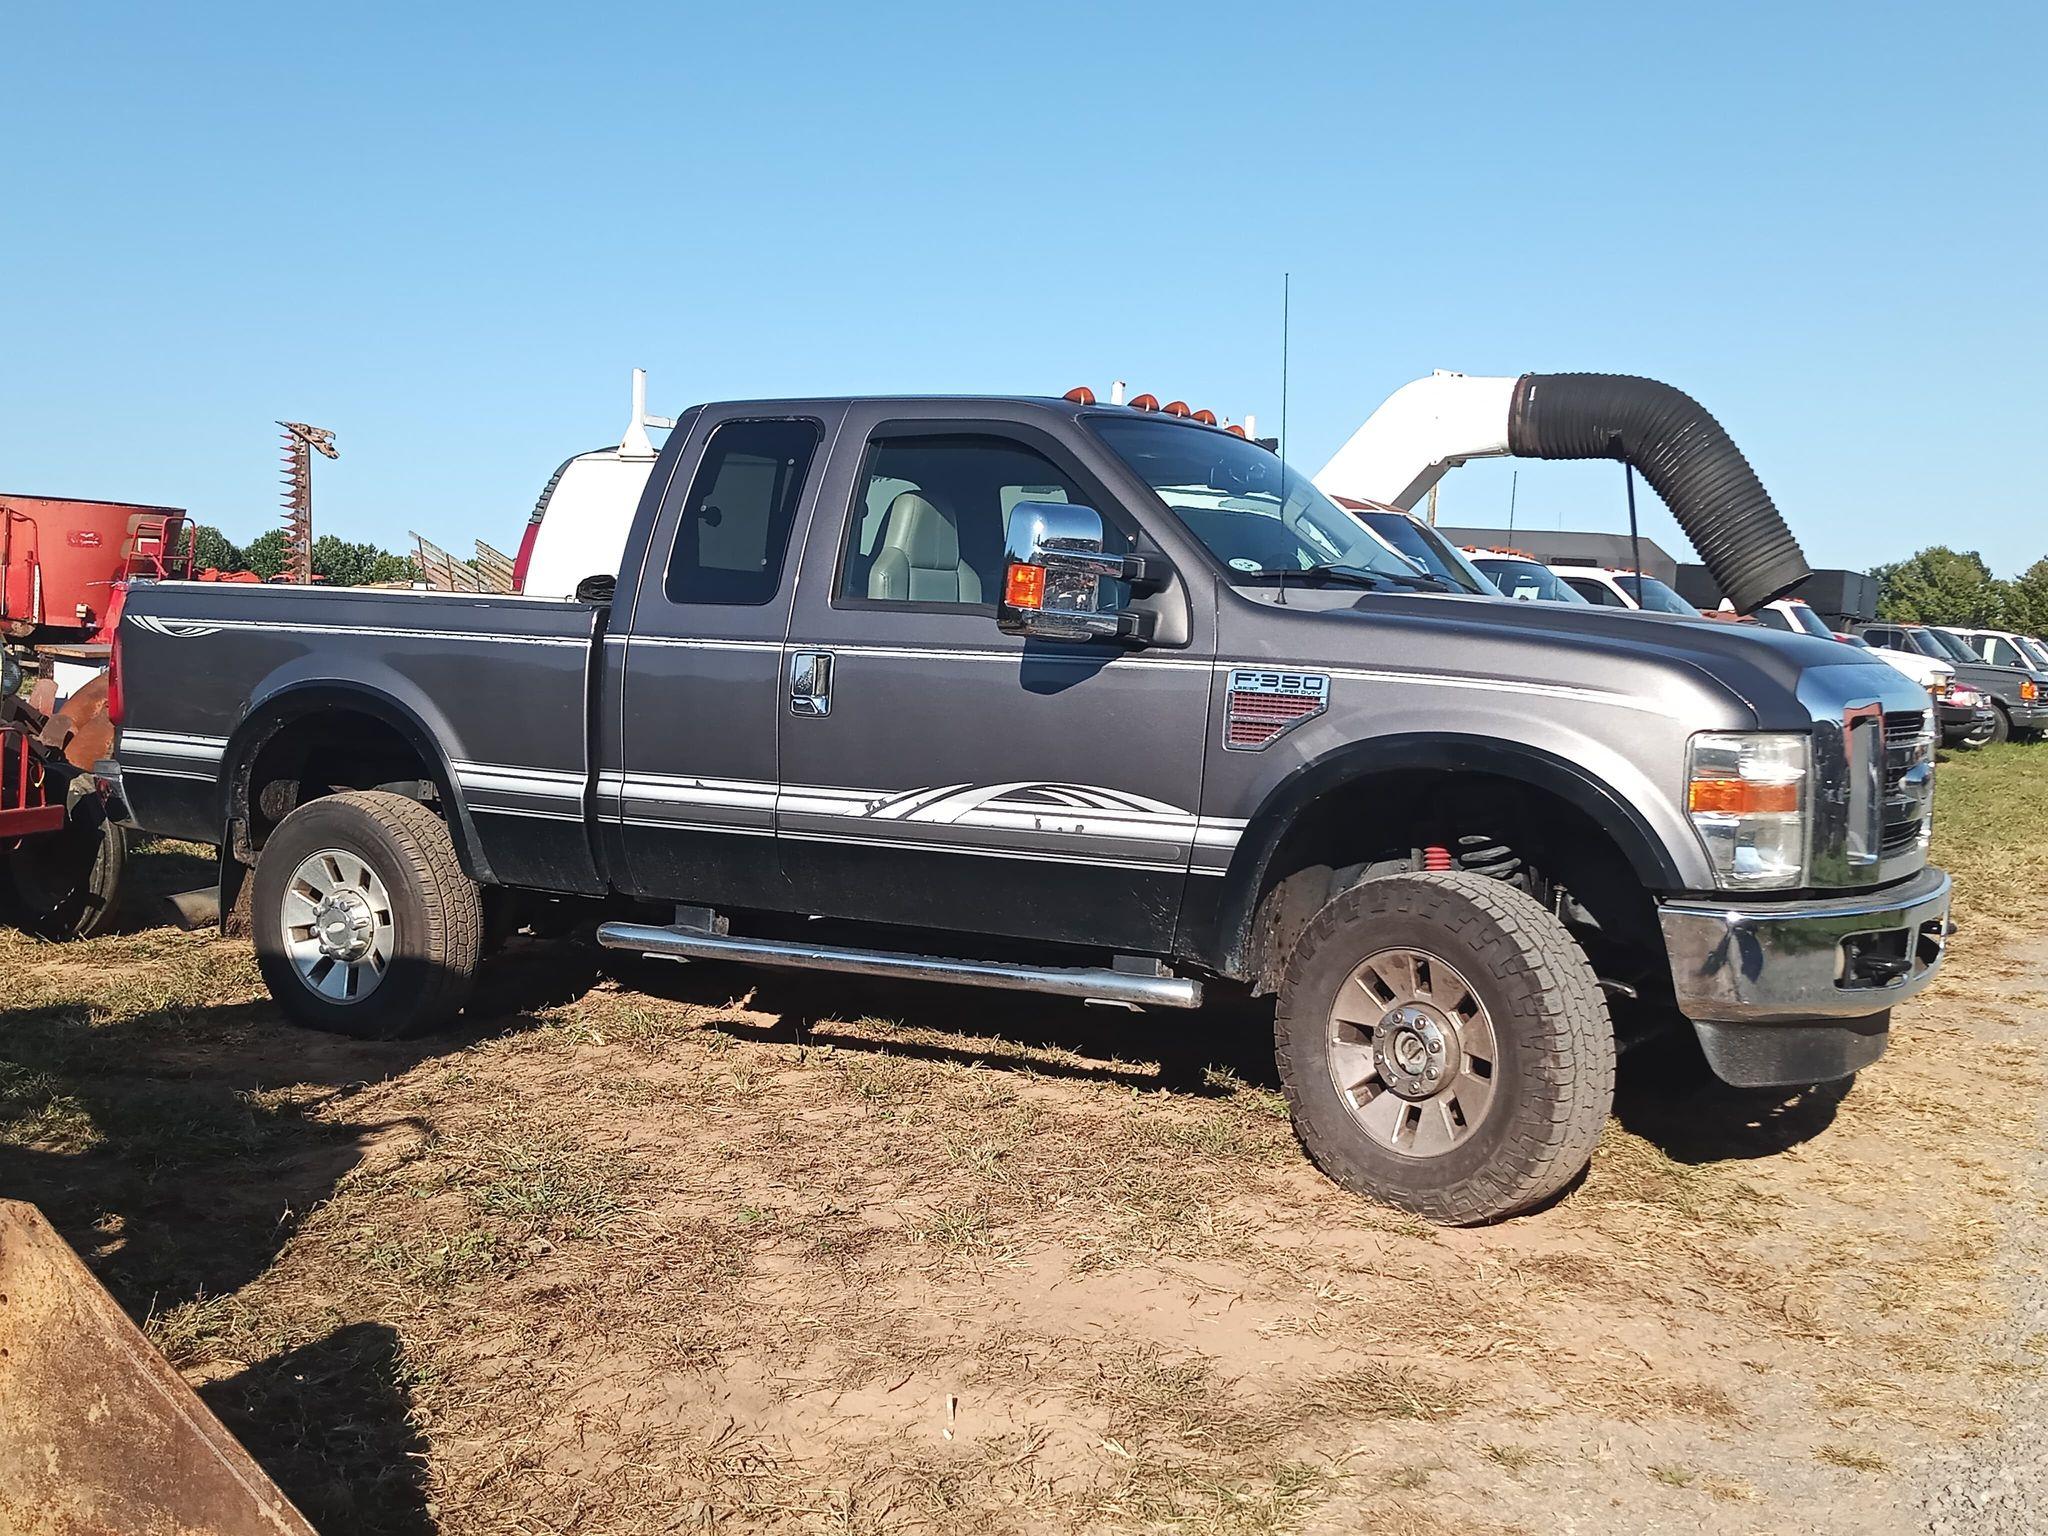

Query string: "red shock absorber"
[[1422, 844, 1453, 871]]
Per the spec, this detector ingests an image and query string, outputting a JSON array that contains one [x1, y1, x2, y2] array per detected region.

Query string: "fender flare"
[[218, 680, 496, 885], [1203, 732, 1685, 977]]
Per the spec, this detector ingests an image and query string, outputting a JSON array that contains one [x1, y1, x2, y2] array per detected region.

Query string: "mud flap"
[[0, 1199, 316, 1535]]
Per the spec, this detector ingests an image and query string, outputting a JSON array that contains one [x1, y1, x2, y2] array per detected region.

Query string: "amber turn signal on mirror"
[[1005, 563, 1045, 610]]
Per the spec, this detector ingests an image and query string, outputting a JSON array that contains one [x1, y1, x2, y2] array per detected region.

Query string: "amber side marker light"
[[1688, 779, 1801, 815], [2023, 679, 2040, 702], [1005, 563, 1046, 610]]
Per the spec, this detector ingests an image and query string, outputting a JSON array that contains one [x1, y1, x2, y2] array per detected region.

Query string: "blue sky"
[[4, 3, 2043, 576]]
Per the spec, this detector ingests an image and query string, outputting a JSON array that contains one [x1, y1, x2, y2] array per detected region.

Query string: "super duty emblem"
[[1224, 669, 1329, 750]]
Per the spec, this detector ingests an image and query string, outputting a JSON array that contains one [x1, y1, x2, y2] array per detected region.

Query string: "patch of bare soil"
[[4, 784, 2045, 1533]]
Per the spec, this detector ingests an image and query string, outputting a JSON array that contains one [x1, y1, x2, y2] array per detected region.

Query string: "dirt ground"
[[6, 745, 2048, 1535]]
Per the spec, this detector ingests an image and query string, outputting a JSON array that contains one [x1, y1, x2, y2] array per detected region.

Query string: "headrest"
[[881, 491, 959, 569]]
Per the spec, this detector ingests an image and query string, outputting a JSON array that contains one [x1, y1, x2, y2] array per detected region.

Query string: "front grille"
[[1880, 710, 1931, 856]]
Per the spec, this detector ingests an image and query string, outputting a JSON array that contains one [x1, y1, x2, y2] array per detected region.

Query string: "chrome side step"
[[593, 921, 1204, 1010]]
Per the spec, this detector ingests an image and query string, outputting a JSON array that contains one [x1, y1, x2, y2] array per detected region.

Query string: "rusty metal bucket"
[[0, 1199, 315, 1535]]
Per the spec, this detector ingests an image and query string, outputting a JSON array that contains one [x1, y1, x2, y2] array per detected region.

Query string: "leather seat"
[[867, 491, 982, 603]]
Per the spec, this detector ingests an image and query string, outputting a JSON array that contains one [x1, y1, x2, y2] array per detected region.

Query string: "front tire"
[[1275, 871, 1615, 1225], [251, 790, 482, 1039], [1988, 704, 2013, 745]]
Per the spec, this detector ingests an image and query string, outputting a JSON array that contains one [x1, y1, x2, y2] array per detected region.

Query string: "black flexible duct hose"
[[1506, 373, 1809, 613]]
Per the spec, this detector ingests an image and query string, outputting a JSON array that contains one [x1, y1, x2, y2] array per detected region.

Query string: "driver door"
[[775, 413, 1216, 952]]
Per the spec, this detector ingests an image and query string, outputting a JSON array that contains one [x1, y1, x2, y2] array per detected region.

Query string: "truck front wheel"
[[1275, 871, 1615, 1225], [251, 790, 482, 1039]]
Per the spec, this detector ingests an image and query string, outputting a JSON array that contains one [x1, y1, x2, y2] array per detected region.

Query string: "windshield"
[[1926, 628, 1984, 663], [1471, 557, 1591, 604], [1777, 602, 1835, 638], [1903, 630, 1953, 661], [1355, 511, 1493, 595], [1615, 574, 1702, 617], [2018, 635, 2048, 670], [1089, 419, 1436, 588]]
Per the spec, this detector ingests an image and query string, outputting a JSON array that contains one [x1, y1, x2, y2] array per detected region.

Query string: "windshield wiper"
[[1244, 563, 1450, 593]]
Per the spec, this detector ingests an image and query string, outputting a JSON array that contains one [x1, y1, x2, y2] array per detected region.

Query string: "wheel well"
[[1242, 769, 1661, 995], [231, 710, 440, 861]]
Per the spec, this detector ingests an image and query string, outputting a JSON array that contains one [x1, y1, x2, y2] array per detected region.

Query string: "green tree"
[[2003, 557, 2048, 639], [189, 524, 246, 572], [310, 535, 412, 587], [1869, 546, 2007, 626], [243, 529, 289, 580]]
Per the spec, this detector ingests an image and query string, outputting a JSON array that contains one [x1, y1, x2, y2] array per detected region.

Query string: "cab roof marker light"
[[1193, 408, 1217, 425], [1163, 400, 1192, 417], [1129, 394, 1160, 412], [1063, 385, 1096, 405]]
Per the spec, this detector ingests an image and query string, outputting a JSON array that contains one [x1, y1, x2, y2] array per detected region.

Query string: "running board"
[[594, 922, 1203, 1009]]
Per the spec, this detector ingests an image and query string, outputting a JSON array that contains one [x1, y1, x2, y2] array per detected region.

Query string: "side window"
[[1564, 577, 1619, 606], [837, 433, 1110, 608], [1985, 638, 2014, 666], [664, 419, 820, 606]]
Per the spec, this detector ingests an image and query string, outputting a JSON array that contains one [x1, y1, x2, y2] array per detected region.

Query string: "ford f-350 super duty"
[[106, 378, 1952, 1223]]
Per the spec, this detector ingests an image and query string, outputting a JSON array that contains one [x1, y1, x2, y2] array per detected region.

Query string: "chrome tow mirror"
[[996, 502, 1158, 643]]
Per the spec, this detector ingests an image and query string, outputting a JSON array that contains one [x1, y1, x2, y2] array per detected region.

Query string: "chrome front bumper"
[[1659, 865, 1952, 1026]]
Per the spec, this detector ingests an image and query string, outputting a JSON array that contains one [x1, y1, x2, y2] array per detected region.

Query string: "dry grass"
[[5, 743, 2048, 1533]]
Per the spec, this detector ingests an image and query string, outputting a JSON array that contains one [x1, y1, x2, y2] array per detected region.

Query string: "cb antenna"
[[1279, 272, 1291, 462]]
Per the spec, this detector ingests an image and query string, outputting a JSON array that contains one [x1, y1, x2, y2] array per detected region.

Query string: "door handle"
[[789, 651, 833, 717]]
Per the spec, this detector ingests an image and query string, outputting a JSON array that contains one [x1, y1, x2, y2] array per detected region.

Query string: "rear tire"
[[1275, 871, 1614, 1225], [252, 790, 482, 1039]]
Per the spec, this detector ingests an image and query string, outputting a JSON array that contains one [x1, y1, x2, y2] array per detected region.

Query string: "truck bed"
[[116, 582, 603, 892]]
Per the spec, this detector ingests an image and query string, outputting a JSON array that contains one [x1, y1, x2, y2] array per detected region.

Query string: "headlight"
[[1687, 732, 1809, 890]]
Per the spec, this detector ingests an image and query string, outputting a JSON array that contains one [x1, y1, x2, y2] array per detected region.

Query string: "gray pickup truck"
[[108, 380, 1952, 1223]]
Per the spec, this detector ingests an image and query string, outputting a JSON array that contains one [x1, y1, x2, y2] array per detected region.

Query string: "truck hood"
[[1228, 588, 1930, 731]]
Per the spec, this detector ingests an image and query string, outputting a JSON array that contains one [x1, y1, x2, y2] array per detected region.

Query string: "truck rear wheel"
[[251, 790, 482, 1039], [1275, 871, 1614, 1225]]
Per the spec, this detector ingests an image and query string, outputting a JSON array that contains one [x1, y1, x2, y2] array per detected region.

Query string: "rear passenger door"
[[775, 412, 1215, 952], [605, 405, 843, 907]]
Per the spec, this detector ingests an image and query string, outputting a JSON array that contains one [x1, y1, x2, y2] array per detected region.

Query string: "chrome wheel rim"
[[280, 848, 395, 1004], [1326, 947, 1499, 1158]]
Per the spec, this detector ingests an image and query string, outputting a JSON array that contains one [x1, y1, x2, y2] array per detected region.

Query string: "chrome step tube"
[[594, 922, 1203, 1009]]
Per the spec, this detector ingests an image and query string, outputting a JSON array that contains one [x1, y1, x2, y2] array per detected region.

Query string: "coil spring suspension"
[[1454, 833, 1524, 884]]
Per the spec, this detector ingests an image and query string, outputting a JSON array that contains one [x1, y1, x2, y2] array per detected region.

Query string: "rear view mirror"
[[996, 503, 1155, 643]]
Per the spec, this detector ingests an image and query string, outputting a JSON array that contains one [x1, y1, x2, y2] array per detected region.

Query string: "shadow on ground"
[[200, 1322, 435, 1536], [1612, 1017, 1849, 1163], [0, 929, 599, 1316], [608, 946, 1281, 1093]]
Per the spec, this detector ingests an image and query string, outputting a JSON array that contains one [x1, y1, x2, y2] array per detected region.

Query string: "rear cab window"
[[664, 419, 822, 606], [1563, 575, 1626, 606]]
